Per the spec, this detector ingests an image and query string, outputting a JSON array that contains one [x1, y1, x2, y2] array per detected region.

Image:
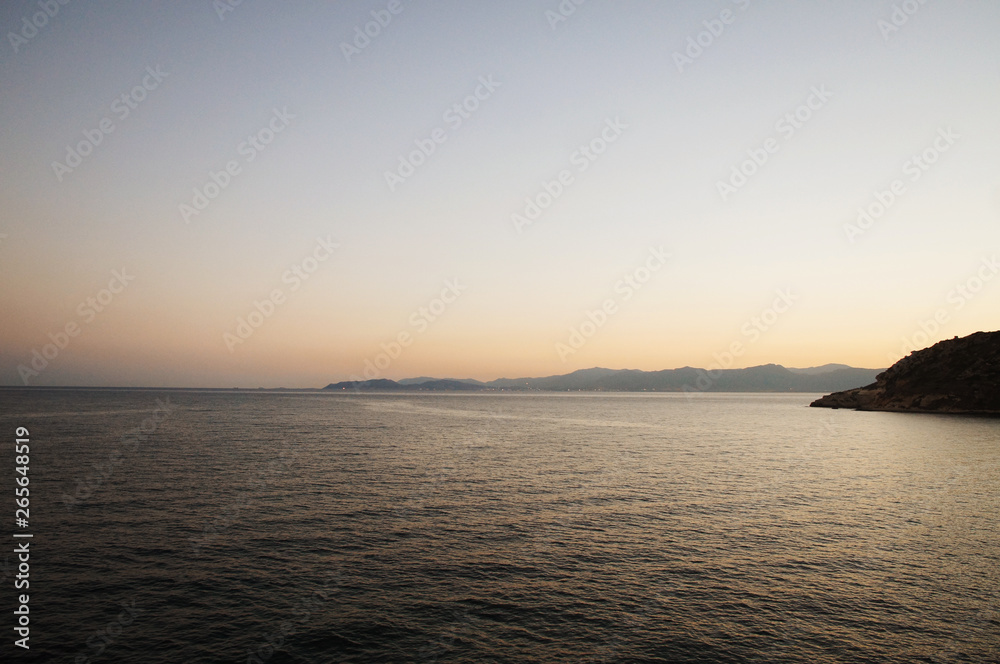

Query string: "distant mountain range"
[[324, 364, 883, 393]]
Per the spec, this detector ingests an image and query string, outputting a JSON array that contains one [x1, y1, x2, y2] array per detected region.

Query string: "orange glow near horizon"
[[1, 3, 998, 387]]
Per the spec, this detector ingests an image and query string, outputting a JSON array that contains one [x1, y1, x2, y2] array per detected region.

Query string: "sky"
[[1, 0, 998, 388]]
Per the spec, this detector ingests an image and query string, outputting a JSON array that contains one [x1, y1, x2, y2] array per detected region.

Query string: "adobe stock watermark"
[[843, 126, 958, 243], [384, 75, 501, 192], [213, 0, 247, 21], [931, 601, 1000, 663], [61, 397, 175, 509], [243, 572, 341, 664], [179, 107, 294, 224], [418, 609, 482, 662], [7, 0, 72, 54], [888, 255, 998, 363], [73, 597, 142, 664], [51, 66, 169, 182], [349, 278, 466, 382], [190, 448, 299, 555], [18, 268, 135, 384], [584, 597, 661, 664], [805, 414, 839, 452], [512, 117, 628, 233], [878, 0, 933, 43], [673, 0, 751, 73], [556, 246, 669, 362], [684, 288, 799, 394], [717, 85, 832, 202], [223, 235, 339, 352], [340, 0, 406, 62], [545, 0, 588, 30]]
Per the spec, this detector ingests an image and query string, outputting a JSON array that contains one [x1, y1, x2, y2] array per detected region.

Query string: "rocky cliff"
[[810, 330, 1000, 414]]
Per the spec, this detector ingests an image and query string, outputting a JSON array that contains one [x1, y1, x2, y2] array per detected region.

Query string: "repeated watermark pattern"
[[512, 117, 628, 233], [179, 107, 294, 223], [18, 269, 135, 384], [2, 5, 997, 661], [73, 596, 142, 664], [584, 597, 662, 663], [416, 609, 482, 662], [189, 445, 299, 555], [213, 0, 247, 22], [888, 255, 997, 362], [556, 246, 669, 361], [242, 571, 342, 663], [7, 0, 72, 54], [384, 75, 502, 191], [52, 66, 169, 182], [878, 0, 934, 42], [348, 278, 466, 383], [672, 0, 751, 73], [224, 236, 340, 352], [684, 288, 799, 394], [717, 85, 833, 202], [61, 397, 175, 509], [844, 126, 958, 243], [544, 0, 589, 31], [340, 0, 407, 62]]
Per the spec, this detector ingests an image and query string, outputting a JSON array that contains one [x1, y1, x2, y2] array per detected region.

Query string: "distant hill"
[[787, 363, 854, 375], [324, 364, 882, 393], [485, 365, 881, 392], [406, 379, 481, 391], [487, 367, 623, 390], [324, 379, 401, 391], [397, 376, 486, 386], [811, 331, 1000, 414], [324, 378, 480, 392]]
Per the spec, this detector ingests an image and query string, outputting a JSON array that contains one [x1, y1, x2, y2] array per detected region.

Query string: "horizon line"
[[2, 361, 887, 391]]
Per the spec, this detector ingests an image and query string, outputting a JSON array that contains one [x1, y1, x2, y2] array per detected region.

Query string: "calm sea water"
[[1, 389, 998, 663]]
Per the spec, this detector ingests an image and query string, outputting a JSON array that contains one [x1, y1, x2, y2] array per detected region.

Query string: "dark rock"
[[810, 331, 1000, 414]]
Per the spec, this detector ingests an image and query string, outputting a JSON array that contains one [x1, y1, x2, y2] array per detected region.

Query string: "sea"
[[1, 389, 998, 663]]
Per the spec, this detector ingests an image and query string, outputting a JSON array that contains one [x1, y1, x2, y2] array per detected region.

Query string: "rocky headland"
[[810, 330, 1000, 414]]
